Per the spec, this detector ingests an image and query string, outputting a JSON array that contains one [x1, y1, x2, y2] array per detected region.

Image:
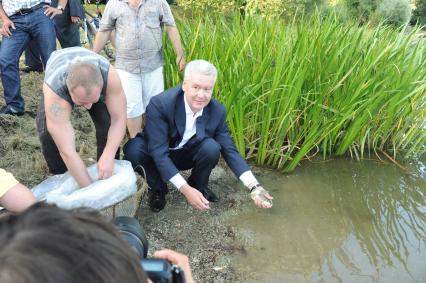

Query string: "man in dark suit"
[[124, 60, 273, 212]]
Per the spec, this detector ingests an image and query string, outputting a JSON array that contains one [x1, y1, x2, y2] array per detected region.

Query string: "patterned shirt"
[[99, 0, 175, 74], [0, 0, 51, 17], [44, 47, 110, 106]]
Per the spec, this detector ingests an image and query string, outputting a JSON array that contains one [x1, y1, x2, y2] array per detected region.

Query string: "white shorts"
[[116, 67, 164, 118]]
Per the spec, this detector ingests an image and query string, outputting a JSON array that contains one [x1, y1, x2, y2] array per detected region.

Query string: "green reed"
[[163, 13, 426, 171]]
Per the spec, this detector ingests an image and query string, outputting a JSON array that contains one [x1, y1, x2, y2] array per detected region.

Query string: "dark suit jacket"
[[144, 85, 250, 182]]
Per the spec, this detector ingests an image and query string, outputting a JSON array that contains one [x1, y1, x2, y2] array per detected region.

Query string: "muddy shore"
[[0, 72, 265, 282]]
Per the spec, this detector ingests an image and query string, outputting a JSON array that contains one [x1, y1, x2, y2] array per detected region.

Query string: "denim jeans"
[[0, 7, 56, 112]]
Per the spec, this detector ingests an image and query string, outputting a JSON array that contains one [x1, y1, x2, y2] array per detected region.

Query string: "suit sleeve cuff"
[[239, 171, 257, 188], [169, 173, 186, 190]]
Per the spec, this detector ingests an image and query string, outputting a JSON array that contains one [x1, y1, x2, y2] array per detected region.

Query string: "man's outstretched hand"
[[250, 186, 273, 208]]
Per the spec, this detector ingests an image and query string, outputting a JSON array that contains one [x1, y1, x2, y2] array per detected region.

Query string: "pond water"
[[228, 157, 426, 283]]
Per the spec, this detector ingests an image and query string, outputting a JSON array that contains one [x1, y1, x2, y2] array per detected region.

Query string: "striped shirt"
[[44, 47, 110, 106], [0, 0, 51, 17], [99, 0, 175, 74]]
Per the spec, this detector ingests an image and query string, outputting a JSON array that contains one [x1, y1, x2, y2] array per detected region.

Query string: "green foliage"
[[342, 0, 378, 22], [342, 0, 412, 26], [374, 0, 412, 26], [176, 0, 325, 18], [176, 0, 241, 13], [164, 13, 426, 171], [412, 0, 426, 25]]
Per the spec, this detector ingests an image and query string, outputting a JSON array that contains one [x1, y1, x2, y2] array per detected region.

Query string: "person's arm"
[[93, 30, 112, 53], [0, 183, 36, 213], [0, 169, 36, 213], [44, 0, 68, 18], [69, 0, 82, 23], [153, 249, 195, 283], [43, 83, 93, 187], [0, 4, 15, 37], [98, 66, 126, 179], [214, 107, 273, 208], [93, 0, 115, 53], [166, 26, 186, 71]]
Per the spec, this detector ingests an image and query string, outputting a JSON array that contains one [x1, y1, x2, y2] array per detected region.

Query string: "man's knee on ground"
[[123, 138, 148, 168]]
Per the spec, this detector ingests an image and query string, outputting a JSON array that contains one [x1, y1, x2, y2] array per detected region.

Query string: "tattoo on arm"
[[50, 102, 63, 117]]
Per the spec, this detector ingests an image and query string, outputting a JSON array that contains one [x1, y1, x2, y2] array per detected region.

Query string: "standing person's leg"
[[36, 96, 68, 174], [30, 8, 56, 68], [0, 15, 31, 114], [56, 23, 81, 48], [116, 69, 143, 138], [89, 101, 120, 160], [23, 41, 44, 72], [140, 66, 164, 127]]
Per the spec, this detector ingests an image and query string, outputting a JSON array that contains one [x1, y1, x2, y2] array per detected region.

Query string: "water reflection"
[[228, 157, 426, 283]]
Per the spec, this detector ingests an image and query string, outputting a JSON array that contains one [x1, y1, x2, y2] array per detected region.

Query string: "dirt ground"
[[0, 72, 261, 282]]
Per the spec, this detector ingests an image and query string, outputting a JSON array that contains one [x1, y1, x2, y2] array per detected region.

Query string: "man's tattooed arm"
[[49, 102, 63, 117]]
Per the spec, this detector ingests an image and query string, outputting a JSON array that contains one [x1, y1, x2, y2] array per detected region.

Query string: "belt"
[[12, 2, 48, 17]]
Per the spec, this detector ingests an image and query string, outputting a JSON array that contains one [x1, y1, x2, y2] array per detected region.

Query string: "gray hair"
[[66, 62, 103, 95], [184, 60, 217, 83]]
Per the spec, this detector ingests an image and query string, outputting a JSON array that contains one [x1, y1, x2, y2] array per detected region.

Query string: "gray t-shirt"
[[44, 47, 110, 106]]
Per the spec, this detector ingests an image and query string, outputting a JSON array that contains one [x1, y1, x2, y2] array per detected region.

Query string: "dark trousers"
[[124, 134, 221, 192], [36, 95, 118, 174], [25, 10, 81, 70]]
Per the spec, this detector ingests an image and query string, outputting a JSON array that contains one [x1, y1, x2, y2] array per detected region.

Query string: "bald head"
[[66, 62, 103, 96]]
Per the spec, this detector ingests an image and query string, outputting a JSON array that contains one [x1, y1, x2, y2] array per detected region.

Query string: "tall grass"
[[164, 13, 426, 171]]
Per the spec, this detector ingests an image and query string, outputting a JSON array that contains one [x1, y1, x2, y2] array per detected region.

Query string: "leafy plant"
[[164, 12, 426, 171]]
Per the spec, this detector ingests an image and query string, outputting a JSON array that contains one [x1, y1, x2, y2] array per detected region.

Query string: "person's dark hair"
[[0, 203, 148, 283]]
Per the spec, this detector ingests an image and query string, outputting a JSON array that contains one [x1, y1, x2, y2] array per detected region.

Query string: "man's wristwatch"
[[57, 5, 64, 11], [249, 183, 262, 193]]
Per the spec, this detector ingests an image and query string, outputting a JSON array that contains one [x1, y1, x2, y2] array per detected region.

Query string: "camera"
[[113, 216, 186, 283]]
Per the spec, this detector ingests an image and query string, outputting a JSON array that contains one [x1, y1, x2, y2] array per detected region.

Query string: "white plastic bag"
[[32, 160, 137, 210]]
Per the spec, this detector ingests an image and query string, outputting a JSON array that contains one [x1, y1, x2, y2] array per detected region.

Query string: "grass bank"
[[164, 13, 426, 171]]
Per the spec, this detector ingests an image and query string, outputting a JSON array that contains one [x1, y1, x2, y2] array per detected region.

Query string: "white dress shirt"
[[169, 96, 258, 191]]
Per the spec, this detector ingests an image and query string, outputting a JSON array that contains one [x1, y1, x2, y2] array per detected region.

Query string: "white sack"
[[32, 160, 137, 210]]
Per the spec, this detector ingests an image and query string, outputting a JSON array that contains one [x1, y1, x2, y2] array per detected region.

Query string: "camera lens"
[[113, 216, 149, 259]]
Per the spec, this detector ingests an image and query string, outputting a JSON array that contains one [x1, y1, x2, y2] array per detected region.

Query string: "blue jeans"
[[0, 7, 56, 112]]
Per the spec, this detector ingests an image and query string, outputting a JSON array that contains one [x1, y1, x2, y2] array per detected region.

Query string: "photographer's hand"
[[154, 249, 195, 283]]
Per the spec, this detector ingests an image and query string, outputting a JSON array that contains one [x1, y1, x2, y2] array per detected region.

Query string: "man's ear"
[[182, 80, 188, 92]]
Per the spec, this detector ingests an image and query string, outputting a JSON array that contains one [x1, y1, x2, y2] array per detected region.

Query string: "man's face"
[[182, 73, 215, 113], [70, 85, 102, 110]]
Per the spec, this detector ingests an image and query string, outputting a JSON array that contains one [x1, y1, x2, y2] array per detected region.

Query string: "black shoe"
[[0, 105, 24, 116], [148, 190, 166, 212], [202, 187, 219, 202], [20, 66, 43, 74]]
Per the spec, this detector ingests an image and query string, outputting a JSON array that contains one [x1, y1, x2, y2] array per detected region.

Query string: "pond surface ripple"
[[228, 157, 426, 283]]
